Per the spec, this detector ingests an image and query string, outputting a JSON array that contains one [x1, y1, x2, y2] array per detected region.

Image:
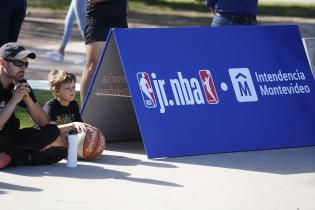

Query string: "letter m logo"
[[238, 81, 251, 96], [229, 68, 258, 102]]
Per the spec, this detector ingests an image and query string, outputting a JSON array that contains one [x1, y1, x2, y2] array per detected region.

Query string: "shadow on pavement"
[[107, 141, 315, 175], [94, 153, 177, 168], [1, 155, 182, 188], [0, 182, 42, 193], [106, 140, 146, 155], [163, 146, 315, 175]]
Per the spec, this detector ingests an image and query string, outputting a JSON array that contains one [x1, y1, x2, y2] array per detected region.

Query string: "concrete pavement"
[[23, 42, 85, 81], [1, 142, 315, 210]]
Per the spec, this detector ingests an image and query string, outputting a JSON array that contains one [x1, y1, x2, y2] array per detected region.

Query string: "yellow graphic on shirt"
[[56, 114, 75, 125]]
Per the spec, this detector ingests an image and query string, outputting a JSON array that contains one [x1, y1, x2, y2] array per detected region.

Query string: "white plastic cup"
[[67, 128, 78, 168]]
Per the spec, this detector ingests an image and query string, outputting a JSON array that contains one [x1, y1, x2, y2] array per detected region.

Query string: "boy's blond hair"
[[48, 69, 76, 96]]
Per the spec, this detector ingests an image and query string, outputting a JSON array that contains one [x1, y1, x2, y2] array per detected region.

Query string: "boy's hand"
[[71, 122, 87, 134]]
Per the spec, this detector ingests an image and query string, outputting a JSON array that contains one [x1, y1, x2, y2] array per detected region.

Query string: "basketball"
[[77, 124, 106, 160]]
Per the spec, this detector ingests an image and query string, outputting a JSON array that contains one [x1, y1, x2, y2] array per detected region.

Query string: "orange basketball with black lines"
[[77, 124, 106, 160]]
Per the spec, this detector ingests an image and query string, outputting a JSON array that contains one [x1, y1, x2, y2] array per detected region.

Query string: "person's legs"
[[8, 0, 26, 43], [0, 1, 11, 47], [13, 123, 60, 151], [0, 123, 65, 167], [0, 136, 31, 167], [73, 0, 86, 39], [45, 135, 68, 149], [211, 14, 257, 27], [10, 124, 67, 166], [47, 1, 76, 61], [0, 152, 12, 169], [71, 0, 87, 65], [211, 15, 236, 26], [29, 147, 67, 166], [59, 0, 76, 54], [81, 0, 128, 103], [80, 41, 105, 103]]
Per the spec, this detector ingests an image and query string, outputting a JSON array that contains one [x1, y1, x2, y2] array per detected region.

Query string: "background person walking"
[[47, 0, 86, 62]]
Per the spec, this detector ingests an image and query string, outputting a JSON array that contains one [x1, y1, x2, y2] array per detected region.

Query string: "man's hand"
[[12, 82, 30, 103]]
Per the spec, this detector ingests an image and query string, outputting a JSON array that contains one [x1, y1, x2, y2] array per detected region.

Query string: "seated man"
[[0, 42, 66, 169]]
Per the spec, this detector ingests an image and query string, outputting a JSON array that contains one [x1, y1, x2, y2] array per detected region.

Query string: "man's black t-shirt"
[[43, 98, 82, 125], [0, 79, 37, 137]]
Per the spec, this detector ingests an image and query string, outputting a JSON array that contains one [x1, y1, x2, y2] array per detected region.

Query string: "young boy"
[[43, 69, 84, 141]]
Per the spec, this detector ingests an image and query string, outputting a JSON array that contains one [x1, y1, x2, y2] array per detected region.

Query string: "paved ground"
[[1, 6, 315, 210], [1, 142, 315, 210]]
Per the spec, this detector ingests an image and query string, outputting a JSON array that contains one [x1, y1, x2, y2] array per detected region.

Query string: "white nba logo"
[[136, 72, 157, 108], [229, 68, 258, 102]]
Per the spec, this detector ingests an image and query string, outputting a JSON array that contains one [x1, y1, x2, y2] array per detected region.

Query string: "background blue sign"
[[111, 25, 315, 158], [83, 25, 315, 158]]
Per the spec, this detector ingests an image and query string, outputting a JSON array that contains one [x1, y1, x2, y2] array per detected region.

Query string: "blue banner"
[[83, 25, 315, 158]]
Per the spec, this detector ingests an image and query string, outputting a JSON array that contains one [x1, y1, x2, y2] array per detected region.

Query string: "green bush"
[[28, 0, 71, 10]]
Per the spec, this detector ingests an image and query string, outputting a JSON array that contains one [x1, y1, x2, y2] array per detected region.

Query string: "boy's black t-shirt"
[[43, 98, 82, 125], [0, 79, 37, 137]]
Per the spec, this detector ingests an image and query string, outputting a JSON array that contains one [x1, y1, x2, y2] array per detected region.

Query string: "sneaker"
[[0, 152, 12, 169], [29, 147, 67, 166], [46, 51, 64, 61], [74, 57, 86, 65]]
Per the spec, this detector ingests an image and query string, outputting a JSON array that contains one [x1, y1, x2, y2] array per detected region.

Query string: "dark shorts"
[[84, 0, 128, 44], [8, 124, 59, 150], [0, 123, 60, 165], [0, 0, 27, 47]]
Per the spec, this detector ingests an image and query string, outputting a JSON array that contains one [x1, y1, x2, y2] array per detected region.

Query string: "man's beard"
[[15, 72, 25, 82]]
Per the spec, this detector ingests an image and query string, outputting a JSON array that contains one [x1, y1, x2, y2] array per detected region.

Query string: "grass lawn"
[[28, 0, 315, 18], [16, 90, 81, 128]]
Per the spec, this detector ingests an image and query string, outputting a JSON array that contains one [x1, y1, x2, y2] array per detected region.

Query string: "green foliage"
[[129, 0, 315, 17], [28, 0, 71, 10], [258, 3, 315, 18], [130, 0, 208, 12], [16, 90, 81, 128]]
